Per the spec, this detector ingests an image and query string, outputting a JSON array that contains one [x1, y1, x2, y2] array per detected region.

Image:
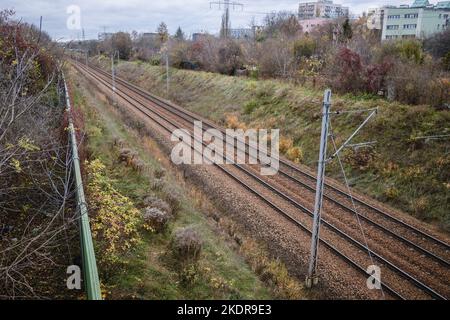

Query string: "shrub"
[[239, 240, 303, 299], [225, 114, 246, 130], [172, 227, 203, 263], [396, 40, 424, 64], [143, 195, 173, 216], [297, 57, 324, 81], [328, 47, 392, 95], [364, 60, 392, 94], [384, 187, 399, 200], [286, 146, 303, 163], [386, 60, 446, 106], [143, 207, 170, 233], [162, 184, 183, 214], [216, 40, 244, 75], [378, 40, 424, 64], [293, 37, 316, 61], [279, 136, 293, 154], [328, 47, 363, 93], [424, 28, 450, 58], [119, 148, 134, 163], [111, 32, 133, 60], [86, 159, 141, 269], [344, 148, 377, 170], [258, 38, 295, 78], [410, 196, 429, 218], [179, 264, 200, 285]]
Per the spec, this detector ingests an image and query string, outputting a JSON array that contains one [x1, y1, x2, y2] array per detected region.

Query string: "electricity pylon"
[[210, 1, 243, 38]]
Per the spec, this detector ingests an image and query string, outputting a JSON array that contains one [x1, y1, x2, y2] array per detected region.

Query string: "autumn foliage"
[[328, 47, 392, 94], [85, 159, 142, 271]]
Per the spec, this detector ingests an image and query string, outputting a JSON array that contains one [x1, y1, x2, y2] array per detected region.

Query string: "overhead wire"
[[329, 121, 386, 299]]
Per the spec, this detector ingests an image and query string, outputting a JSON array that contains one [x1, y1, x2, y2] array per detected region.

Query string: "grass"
[[68, 66, 304, 300], [92, 55, 450, 232]]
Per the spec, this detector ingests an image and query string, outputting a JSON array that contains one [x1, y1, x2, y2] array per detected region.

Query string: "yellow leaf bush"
[[286, 146, 303, 164], [85, 159, 142, 270]]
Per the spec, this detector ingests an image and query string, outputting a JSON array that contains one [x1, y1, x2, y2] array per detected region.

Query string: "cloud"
[[1, 0, 422, 40]]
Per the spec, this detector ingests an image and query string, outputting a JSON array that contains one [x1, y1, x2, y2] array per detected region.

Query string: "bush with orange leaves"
[[225, 114, 247, 130]]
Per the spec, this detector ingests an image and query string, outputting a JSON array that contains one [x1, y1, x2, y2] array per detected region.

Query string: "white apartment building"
[[298, 0, 349, 20], [367, 1, 450, 40]]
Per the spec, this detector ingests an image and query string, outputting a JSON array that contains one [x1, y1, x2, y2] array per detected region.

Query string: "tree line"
[[70, 12, 450, 108]]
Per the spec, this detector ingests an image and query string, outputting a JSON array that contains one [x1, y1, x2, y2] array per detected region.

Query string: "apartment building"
[[368, 1, 450, 40], [298, 0, 349, 33], [298, 0, 349, 20]]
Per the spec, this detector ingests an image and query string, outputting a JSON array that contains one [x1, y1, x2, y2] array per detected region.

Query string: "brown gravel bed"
[[281, 163, 450, 258]]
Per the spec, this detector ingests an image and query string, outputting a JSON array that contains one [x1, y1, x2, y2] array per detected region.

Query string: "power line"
[[210, 1, 244, 38]]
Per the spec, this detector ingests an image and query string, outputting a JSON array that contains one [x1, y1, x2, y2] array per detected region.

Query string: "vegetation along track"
[[72, 61, 450, 300]]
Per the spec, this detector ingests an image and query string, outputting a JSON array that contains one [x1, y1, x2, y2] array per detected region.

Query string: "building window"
[[402, 35, 416, 39], [387, 25, 400, 30], [388, 15, 401, 19], [403, 24, 417, 29], [404, 13, 418, 18], [386, 35, 399, 39]]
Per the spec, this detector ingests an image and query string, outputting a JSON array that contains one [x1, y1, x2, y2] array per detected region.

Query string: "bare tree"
[[0, 10, 78, 299]]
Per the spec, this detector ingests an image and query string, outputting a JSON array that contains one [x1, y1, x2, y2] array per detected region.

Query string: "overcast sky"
[[2, 0, 425, 41]]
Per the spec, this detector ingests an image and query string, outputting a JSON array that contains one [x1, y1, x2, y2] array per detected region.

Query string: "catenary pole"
[[306, 89, 332, 288]]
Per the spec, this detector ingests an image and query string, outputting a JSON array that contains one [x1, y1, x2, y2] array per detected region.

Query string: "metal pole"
[[166, 48, 169, 98], [111, 52, 116, 105], [306, 89, 332, 288]]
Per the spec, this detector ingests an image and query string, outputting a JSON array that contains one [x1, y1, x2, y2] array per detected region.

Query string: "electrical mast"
[[210, 1, 243, 38], [306, 89, 331, 288], [306, 90, 378, 288]]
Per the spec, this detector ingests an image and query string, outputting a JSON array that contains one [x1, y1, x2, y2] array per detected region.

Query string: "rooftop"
[[411, 0, 430, 7], [382, 0, 450, 9], [436, 1, 450, 9]]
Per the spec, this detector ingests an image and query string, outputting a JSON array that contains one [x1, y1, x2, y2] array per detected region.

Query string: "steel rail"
[[77, 62, 448, 299], [86, 64, 450, 267], [87, 64, 450, 251], [74, 62, 407, 300], [62, 72, 102, 300]]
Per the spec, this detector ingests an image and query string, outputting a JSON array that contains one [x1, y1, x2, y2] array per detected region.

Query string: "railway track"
[[72, 61, 450, 300]]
